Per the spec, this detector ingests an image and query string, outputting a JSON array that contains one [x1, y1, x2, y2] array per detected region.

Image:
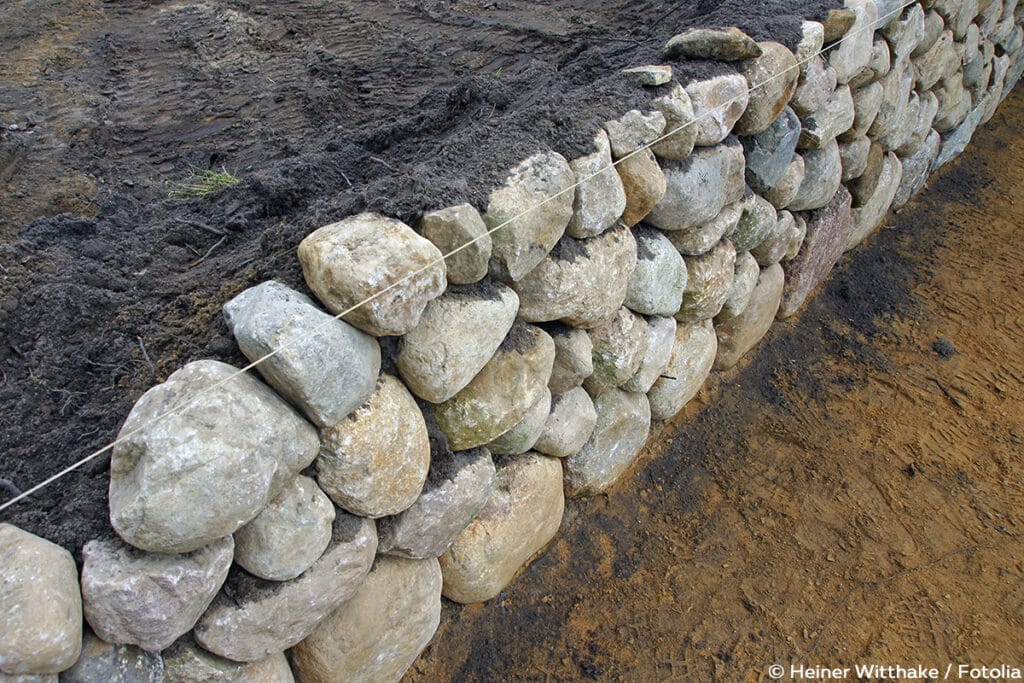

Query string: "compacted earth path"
[[406, 86, 1024, 682]]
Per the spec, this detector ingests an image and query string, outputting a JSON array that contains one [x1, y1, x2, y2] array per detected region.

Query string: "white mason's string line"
[[0, 0, 917, 514]]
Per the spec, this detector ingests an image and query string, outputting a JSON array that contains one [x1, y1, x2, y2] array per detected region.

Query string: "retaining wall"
[[2, 0, 1023, 680]]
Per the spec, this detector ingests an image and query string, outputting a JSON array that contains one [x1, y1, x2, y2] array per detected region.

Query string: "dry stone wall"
[[3, 1, 1023, 680]]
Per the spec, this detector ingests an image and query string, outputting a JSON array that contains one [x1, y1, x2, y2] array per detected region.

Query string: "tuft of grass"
[[169, 166, 239, 199]]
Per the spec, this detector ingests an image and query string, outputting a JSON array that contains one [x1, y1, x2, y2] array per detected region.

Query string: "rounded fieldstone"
[[676, 240, 738, 323], [647, 320, 718, 421], [625, 226, 687, 317], [584, 307, 649, 390], [735, 42, 799, 136], [533, 387, 598, 459], [419, 203, 492, 285], [622, 316, 677, 394], [564, 388, 651, 497]]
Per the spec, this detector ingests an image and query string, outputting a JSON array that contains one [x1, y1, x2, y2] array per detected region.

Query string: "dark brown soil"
[[0, 0, 840, 554], [406, 86, 1024, 681]]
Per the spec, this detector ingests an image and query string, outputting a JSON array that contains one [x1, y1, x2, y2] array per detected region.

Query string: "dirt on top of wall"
[[0, 0, 837, 553]]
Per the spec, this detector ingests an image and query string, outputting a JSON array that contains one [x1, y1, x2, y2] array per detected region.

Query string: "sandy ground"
[[406, 88, 1024, 682]]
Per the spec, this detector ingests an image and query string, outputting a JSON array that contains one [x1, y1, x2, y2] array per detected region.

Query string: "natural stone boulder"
[[622, 316, 677, 394], [765, 156, 806, 209], [485, 152, 575, 281], [377, 448, 495, 560], [743, 107, 801, 193], [798, 85, 854, 149], [397, 282, 519, 403], [850, 141, 885, 207], [719, 251, 761, 320], [317, 374, 429, 518], [547, 325, 594, 393], [223, 281, 380, 428], [896, 91, 938, 156], [843, 80, 884, 140], [912, 11, 945, 59], [883, 3, 925, 61], [647, 321, 717, 420], [625, 226, 687, 317], [822, 8, 857, 44], [650, 84, 698, 161], [870, 56, 914, 143], [715, 264, 784, 370], [894, 130, 941, 209], [685, 75, 750, 146], [584, 307, 649, 390], [785, 214, 808, 262], [913, 30, 957, 92], [564, 389, 651, 497], [676, 240, 737, 323], [512, 226, 637, 329], [615, 149, 667, 227], [751, 211, 801, 267], [735, 42, 800, 136], [298, 213, 446, 336], [932, 74, 972, 134], [828, 0, 878, 83], [566, 131, 627, 239], [791, 57, 838, 117], [440, 453, 564, 604], [0, 525, 81, 675], [605, 109, 666, 159], [846, 152, 902, 252], [839, 136, 872, 181], [109, 360, 319, 554], [533, 387, 599, 458], [933, 0, 978, 39], [666, 202, 742, 257], [796, 21, 825, 64], [621, 65, 673, 86], [788, 138, 842, 211], [193, 514, 376, 663], [80, 535, 232, 653], [849, 38, 892, 88], [233, 476, 335, 581], [487, 389, 551, 455], [161, 638, 294, 682], [419, 204, 492, 285], [933, 93, 991, 170], [663, 27, 762, 60], [646, 139, 745, 231], [60, 630, 163, 683], [778, 186, 853, 318], [433, 323, 555, 450], [731, 191, 777, 253], [290, 557, 442, 683]]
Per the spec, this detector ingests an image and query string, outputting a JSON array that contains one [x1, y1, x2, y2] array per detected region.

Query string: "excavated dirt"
[[407, 88, 1024, 681], [0, 0, 837, 552]]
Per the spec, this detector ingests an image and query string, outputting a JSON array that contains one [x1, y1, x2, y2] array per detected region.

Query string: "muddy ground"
[[408, 88, 1024, 680]]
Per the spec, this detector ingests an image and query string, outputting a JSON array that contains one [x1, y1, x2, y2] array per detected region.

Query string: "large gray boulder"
[[193, 514, 376, 663], [109, 360, 319, 554], [718, 251, 761, 320], [846, 152, 903, 251], [778, 187, 853, 318], [419, 203, 491, 285], [377, 448, 495, 560], [584, 307, 649, 390], [487, 389, 551, 456], [663, 27, 762, 60], [485, 152, 575, 281], [298, 213, 446, 336], [675, 240, 738, 323], [743, 107, 801, 193], [223, 280, 380, 428], [615, 148, 667, 227], [564, 389, 651, 497], [161, 638, 294, 682], [645, 139, 746, 232], [730, 191, 777, 253], [59, 630, 163, 683], [647, 320, 717, 421], [290, 557, 442, 683], [80, 535, 233, 653], [533, 387, 598, 458], [512, 225, 637, 329], [788, 138, 842, 211], [547, 325, 594, 393], [566, 130, 626, 238], [798, 85, 855, 149], [433, 323, 555, 450], [750, 211, 802, 268], [622, 316, 677, 394], [625, 226, 687, 317], [233, 475, 335, 581], [791, 56, 837, 118], [0, 525, 82, 676], [685, 74, 750, 146], [828, 0, 878, 83], [317, 374, 430, 518], [650, 84, 698, 161], [440, 453, 564, 604], [893, 130, 941, 210], [665, 202, 742, 257], [714, 264, 785, 369], [396, 282, 519, 403], [735, 42, 799, 136]]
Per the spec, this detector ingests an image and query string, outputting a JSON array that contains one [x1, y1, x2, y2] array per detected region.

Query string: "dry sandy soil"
[[408, 88, 1024, 682]]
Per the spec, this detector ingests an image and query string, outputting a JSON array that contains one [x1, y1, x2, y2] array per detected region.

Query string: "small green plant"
[[169, 166, 239, 199]]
